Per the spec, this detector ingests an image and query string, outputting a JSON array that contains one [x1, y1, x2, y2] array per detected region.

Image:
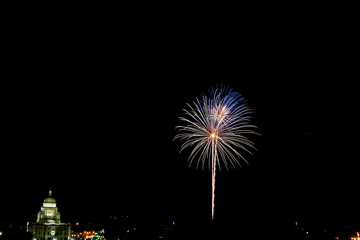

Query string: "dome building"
[[27, 188, 71, 240]]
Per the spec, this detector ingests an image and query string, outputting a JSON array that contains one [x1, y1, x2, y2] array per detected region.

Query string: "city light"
[[72, 230, 105, 240], [350, 232, 360, 240]]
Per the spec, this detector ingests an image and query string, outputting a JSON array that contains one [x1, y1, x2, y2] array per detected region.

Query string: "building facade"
[[27, 188, 71, 240]]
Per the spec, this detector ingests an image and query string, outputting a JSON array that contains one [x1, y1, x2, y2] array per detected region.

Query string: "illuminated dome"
[[43, 188, 56, 203], [44, 196, 56, 203], [35, 188, 60, 223]]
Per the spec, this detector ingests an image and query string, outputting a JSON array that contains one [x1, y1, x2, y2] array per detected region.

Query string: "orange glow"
[[350, 233, 360, 240], [75, 230, 99, 239]]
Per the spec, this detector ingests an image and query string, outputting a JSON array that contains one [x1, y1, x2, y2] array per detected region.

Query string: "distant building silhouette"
[[27, 188, 71, 240]]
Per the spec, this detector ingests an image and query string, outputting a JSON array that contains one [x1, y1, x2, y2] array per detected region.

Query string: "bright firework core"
[[174, 86, 259, 221]]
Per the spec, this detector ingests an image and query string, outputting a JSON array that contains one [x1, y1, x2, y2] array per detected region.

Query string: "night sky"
[[1, 7, 358, 233]]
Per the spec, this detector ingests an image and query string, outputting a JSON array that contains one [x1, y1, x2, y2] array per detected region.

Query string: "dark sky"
[[1, 7, 358, 230]]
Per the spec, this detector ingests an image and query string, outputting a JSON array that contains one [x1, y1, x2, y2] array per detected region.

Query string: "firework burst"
[[174, 86, 258, 220]]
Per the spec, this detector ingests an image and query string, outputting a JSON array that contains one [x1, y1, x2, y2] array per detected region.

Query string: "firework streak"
[[174, 86, 258, 220]]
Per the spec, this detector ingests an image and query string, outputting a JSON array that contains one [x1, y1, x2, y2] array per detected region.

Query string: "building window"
[[45, 210, 53, 217]]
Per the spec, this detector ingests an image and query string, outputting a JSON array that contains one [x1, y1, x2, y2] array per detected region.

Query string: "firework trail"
[[174, 86, 258, 221]]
